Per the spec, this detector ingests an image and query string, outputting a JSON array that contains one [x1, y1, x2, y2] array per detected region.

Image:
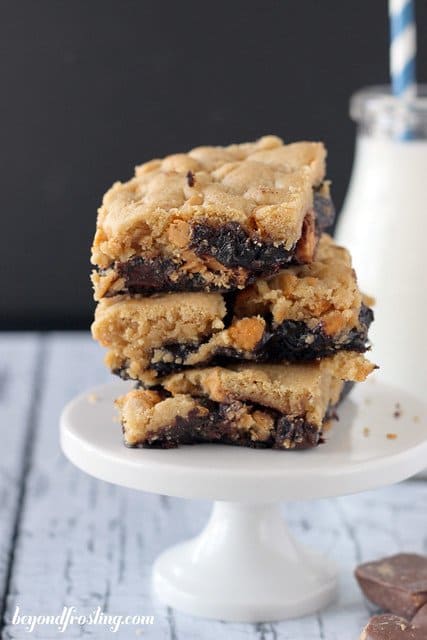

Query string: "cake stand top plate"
[[60, 376, 427, 502]]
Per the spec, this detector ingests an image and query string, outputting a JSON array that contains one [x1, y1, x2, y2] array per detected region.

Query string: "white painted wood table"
[[1, 332, 426, 640]]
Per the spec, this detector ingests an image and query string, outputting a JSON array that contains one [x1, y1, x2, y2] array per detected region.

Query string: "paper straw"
[[389, 0, 417, 98]]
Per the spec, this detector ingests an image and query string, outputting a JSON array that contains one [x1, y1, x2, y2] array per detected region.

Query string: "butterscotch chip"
[[227, 318, 265, 351], [168, 220, 190, 248], [91, 136, 335, 297], [322, 311, 347, 336]]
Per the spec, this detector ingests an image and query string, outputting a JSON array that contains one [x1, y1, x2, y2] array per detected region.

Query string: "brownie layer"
[[91, 136, 334, 298], [92, 235, 372, 386], [116, 353, 375, 449]]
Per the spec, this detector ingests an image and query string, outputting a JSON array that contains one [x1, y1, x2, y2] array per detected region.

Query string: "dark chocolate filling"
[[127, 399, 320, 449], [244, 303, 374, 363], [190, 190, 334, 270], [104, 190, 335, 295], [116, 257, 212, 295], [139, 304, 373, 378], [189, 221, 295, 270]]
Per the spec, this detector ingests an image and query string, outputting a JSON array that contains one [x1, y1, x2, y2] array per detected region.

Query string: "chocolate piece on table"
[[91, 136, 335, 298], [411, 603, 427, 630], [360, 614, 425, 640], [355, 554, 427, 619], [92, 234, 373, 386], [115, 352, 375, 449]]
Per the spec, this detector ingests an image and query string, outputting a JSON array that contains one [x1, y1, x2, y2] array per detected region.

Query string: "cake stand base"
[[153, 501, 337, 622]]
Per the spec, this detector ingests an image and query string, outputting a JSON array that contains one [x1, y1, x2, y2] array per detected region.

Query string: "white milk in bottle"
[[336, 86, 427, 402]]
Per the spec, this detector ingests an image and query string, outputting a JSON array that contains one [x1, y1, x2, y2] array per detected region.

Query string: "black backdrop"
[[2, 0, 426, 329]]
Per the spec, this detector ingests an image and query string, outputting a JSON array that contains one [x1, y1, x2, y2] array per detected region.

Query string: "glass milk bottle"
[[336, 86, 427, 402]]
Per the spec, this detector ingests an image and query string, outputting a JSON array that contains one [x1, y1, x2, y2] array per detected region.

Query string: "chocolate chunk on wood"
[[412, 603, 427, 630], [360, 614, 425, 639], [355, 554, 427, 618]]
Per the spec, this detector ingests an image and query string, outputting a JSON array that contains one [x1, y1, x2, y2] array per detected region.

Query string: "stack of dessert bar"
[[91, 135, 375, 450]]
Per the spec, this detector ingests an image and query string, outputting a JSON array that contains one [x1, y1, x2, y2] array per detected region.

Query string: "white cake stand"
[[60, 376, 427, 623]]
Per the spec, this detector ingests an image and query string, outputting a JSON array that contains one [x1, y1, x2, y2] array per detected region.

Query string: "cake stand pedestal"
[[60, 377, 427, 622]]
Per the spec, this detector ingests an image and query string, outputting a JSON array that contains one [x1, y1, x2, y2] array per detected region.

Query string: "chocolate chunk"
[[274, 416, 320, 450], [355, 554, 427, 619], [360, 614, 425, 640], [412, 603, 427, 630]]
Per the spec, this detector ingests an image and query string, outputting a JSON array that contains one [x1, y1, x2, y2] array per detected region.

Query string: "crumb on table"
[[386, 433, 398, 440], [393, 403, 402, 419], [363, 427, 370, 437]]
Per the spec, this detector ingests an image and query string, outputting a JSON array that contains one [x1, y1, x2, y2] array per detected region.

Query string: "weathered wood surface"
[[0, 335, 40, 615], [0, 332, 426, 639]]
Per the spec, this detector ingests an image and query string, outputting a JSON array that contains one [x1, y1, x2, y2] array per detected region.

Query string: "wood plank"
[[1, 332, 427, 639], [0, 334, 40, 615], [1, 333, 184, 639]]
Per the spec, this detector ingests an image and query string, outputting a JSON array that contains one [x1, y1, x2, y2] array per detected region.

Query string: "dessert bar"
[[115, 352, 375, 449], [93, 235, 373, 385], [91, 136, 334, 298]]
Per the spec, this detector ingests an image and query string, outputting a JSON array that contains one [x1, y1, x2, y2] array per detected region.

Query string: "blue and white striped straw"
[[389, 0, 417, 98]]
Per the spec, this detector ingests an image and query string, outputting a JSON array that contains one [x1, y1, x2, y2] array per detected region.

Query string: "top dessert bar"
[[91, 135, 334, 298]]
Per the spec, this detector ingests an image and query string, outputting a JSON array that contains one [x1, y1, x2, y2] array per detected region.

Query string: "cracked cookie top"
[[91, 135, 326, 269]]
